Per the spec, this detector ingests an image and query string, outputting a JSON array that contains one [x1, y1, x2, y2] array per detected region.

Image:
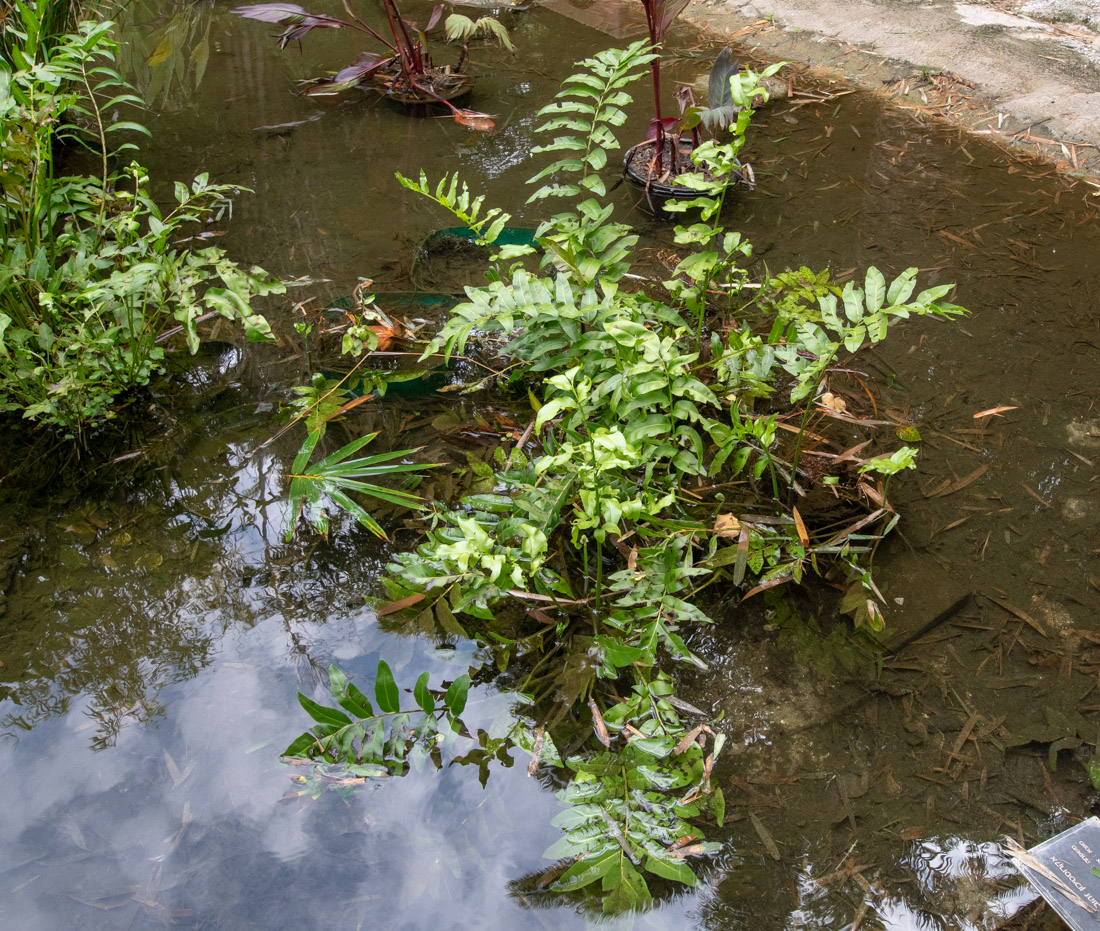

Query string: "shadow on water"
[[2, 0, 1099, 927]]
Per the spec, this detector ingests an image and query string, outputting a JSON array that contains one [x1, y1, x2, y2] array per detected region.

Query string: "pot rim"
[[622, 140, 750, 197]]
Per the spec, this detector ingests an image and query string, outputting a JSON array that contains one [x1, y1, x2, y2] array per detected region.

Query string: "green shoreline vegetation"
[[3, 1, 968, 914], [0, 0, 281, 441], [282, 42, 966, 914]]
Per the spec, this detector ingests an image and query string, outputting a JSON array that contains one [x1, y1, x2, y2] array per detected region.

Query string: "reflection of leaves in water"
[[112, 0, 215, 110], [766, 588, 880, 676], [0, 575, 214, 750], [1, 485, 271, 749]]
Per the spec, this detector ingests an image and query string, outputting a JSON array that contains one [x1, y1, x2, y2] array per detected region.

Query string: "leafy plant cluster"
[[0, 0, 82, 62], [629, 0, 785, 192], [285, 661, 470, 799], [0, 1, 281, 437], [284, 42, 966, 914], [544, 672, 726, 909], [284, 427, 427, 541]]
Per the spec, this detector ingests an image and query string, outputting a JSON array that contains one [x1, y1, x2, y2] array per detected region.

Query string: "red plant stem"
[[644, 5, 668, 168], [648, 54, 662, 120], [378, 0, 420, 76], [393, 0, 425, 74], [650, 60, 667, 165], [338, 0, 396, 51]]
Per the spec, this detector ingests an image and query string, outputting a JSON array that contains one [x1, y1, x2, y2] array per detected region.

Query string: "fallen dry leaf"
[[714, 513, 740, 538], [375, 593, 425, 616], [588, 697, 610, 748], [926, 464, 988, 498], [792, 507, 809, 547], [973, 405, 1018, 418], [453, 109, 495, 131], [674, 725, 704, 756], [528, 725, 545, 777]]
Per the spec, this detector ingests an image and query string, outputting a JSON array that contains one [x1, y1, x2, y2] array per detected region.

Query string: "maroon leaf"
[[425, 2, 445, 32], [232, 3, 349, 48], [639, 0, 692, 42], [232, 2, 343, 25], [312, 51, 391, 90], [233, 2, 308, 22], [645, 116, 679, 141]]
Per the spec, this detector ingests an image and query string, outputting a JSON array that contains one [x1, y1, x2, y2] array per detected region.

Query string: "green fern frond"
[[395, 170, 514, 247], [285, 430, 432, 541], [527, 41, 655, 203]]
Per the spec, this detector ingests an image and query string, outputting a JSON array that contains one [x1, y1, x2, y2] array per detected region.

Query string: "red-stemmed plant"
[[233, 0, 495, 128], [638, 0, 692, 178]]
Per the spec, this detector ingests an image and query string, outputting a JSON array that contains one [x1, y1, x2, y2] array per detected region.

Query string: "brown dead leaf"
[[668, 834, 701, 852], [938, 229, 975, 248], [589, 697, 610, 748], [375, 593, 425, 616], [741, 575, 793, 602], [859, 482, 885, 507], [714, 513, 740, 539], [674, 725, 704, 756], [369, 321, 405, 352], [749, 811, 781, 860], [528, 725, 545, 777], [834, 439, 872, 463], [926, 464, 988, 498], [526, 608, 554, 626], [792, 507, 809, 547], [982, 593, 1048, 639]]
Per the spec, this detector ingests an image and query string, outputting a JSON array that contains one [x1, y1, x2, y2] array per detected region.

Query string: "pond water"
[[2, 1, 1099, 928]]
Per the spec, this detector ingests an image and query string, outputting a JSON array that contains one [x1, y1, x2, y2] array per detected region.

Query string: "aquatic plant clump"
[[231, 0, 509, 128], [280, 41, 968, 914], [0, 7, 282, 438]]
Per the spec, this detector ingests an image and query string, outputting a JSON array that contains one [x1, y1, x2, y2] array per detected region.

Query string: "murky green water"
[[2, 1, 1100, 928]]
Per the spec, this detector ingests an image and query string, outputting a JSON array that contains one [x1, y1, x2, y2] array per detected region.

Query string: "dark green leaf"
[[597, 636, 643, 667], [283, 732, 317, 757], [444, 674, 470, 716], [329, 665, 373, 718], [710, 786, 726, 827], [298, 691, 352, 728], [644, 854, 698, 886], [602, 857, 651, 914], [434, 599, 468, 638], [413, 671, 435, 714], [374, 660, 400, 713], [555, 849, 619, 890]]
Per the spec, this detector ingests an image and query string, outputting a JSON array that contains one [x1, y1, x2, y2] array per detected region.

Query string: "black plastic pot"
[[622, 140, 752, 214]]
